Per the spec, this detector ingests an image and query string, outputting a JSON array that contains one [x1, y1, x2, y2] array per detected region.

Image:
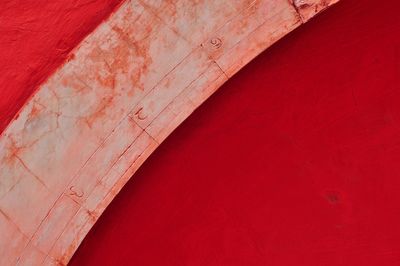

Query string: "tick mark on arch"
[[69, 186, 83, 198], [134, 107, 147, 120], [210, 37, 223, 49]]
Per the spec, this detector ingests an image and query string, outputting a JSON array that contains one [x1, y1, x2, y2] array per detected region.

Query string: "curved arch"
[[0, 0, 338, 264]]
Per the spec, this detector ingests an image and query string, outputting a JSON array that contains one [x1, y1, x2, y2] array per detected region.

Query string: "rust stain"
[[29, 104, 42, 118], [3, 136, 23, 165], [82, 95, 115, 128], [112, 24, 153, 92]]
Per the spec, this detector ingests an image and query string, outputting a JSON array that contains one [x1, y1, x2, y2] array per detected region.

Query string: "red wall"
[[3, 0, 400, 265]]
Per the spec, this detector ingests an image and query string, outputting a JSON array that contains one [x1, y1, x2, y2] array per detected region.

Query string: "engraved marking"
[[210, 38, 223, 49], [134, 107, 147, 120], [69, 186, 83, 198]]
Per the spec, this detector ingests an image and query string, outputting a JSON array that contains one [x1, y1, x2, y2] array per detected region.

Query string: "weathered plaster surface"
[[0, 0, 338, 264], [0, 0, 124, 134]]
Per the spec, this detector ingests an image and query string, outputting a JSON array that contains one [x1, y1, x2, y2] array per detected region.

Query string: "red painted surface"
[[0, 0, 123, 133], [2, 0, 400, 265]]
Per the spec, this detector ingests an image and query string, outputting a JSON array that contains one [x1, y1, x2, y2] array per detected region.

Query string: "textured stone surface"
[[0, 0, 338, 264], [293, 0, 339, 21]]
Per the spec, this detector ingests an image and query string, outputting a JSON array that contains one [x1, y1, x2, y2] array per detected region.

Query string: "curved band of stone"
[[0, 0, 338, 264]]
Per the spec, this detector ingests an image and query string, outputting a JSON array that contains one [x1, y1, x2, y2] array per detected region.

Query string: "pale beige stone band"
[[0, 0, 338, 264]]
